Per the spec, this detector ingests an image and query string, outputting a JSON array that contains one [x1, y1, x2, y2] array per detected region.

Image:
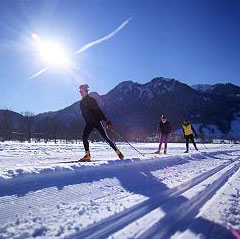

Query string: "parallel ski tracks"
[[66, 158, 240, 239], [7, 149, 239, 168]]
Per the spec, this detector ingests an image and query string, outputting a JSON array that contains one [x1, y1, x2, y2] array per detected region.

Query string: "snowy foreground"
[[0, 142, 240, 239]]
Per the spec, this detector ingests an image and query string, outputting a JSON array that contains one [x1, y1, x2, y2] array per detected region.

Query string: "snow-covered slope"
[[0, 141, 240, 239], [192, 83, 240, 97], [191, 84, 214, 93]]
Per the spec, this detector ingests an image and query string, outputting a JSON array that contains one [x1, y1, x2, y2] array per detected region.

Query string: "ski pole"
[[111, 130, 145, 156], [202, 142, 208, 149]]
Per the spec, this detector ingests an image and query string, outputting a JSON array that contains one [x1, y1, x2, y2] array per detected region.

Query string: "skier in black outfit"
[[79, 84, 124, 161], [182, 119, 198, 153]]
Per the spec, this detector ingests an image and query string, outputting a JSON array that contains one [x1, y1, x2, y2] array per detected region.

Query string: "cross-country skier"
[[155, 115, 171, 154], [182, 119, 198, 153], [79, 84, 124, 161]]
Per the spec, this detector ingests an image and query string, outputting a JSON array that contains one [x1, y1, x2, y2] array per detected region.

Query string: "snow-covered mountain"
[[192, 83, 240, 97], [191, 84, 214, 93], [100, 78, 240, 139], [1, 78, 240, 140]]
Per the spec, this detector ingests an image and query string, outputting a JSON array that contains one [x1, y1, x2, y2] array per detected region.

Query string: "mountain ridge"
[[1, 77, 240, 140]]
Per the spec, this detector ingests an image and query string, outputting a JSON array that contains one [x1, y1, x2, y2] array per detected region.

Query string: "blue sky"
[[1, 0, 239, 114]]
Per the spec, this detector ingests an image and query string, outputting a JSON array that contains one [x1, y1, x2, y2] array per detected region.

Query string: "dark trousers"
[[158, 133, 169, 151], [83, 121, 117, 152], [185, 134, 197, 151]]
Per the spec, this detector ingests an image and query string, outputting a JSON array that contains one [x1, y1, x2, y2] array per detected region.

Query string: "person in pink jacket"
[[155, 115, 171, 154]]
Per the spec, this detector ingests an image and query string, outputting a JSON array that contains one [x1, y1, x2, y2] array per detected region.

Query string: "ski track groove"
[[1, 150, 238, 198], [136, 161, 240, 239], [2, 148, 237, 168], [64, 157, 240, 239]]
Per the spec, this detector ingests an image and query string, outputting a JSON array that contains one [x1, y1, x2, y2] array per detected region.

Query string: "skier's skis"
[[144, 152, 161, 155], [143, 151, 165, 155], [55, 159, 91, 164]]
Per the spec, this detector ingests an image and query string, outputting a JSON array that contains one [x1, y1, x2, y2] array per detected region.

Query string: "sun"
[[37, 41, 69, 66], [32, 33, 70, 67]]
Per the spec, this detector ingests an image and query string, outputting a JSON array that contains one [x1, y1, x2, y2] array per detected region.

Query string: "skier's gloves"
[[106, 121, 114, 132]]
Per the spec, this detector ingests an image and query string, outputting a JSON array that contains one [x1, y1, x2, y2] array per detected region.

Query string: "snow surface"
[[0, 141, 240, 239], [191, 84, 214, 93]]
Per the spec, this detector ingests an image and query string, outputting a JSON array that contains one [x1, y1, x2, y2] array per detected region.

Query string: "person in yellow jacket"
[[182, 119, 198, 153]]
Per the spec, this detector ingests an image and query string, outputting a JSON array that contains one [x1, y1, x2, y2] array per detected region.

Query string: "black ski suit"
[[80, 95, 117, 152]]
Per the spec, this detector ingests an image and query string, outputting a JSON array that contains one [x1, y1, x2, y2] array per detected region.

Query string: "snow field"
[[0, 142, 239, 239]]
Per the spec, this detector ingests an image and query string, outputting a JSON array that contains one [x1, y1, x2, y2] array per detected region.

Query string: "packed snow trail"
[[136, 162, 240, 239], [0, 142, 240, 239], [65, 159, 240, 239]]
